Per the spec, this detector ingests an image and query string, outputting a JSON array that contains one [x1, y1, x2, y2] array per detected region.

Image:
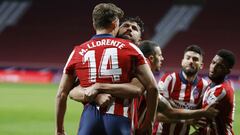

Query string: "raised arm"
[[55, 73, 75, 135]]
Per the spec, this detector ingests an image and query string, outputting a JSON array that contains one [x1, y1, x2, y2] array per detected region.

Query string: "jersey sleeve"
[[63, 48, 77, 75], [158, 73, 172, 98], [128, 42, 147, 66], [205, 87, 226, 107]]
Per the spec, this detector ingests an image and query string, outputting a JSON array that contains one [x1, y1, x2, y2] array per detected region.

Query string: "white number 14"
[[83, 48, 122, 82]]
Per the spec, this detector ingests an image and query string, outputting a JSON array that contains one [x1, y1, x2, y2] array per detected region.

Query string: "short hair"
[[184, 45, 204, 56], [92, 3, 124, 29], [216, 49, 235, 69], [139, 40, 159, 57], [120, 16, 144, 34]]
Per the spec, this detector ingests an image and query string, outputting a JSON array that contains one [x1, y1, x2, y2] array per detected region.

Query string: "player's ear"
[[148, 55, 154, 63], [225, 67, 231, 75], [112, 18, 119, 29], [93, 22, 96, 30], [139, 37, 142, 41], [200, 62, 204, 70]]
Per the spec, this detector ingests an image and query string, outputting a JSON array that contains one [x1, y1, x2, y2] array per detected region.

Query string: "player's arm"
[[69, 77, 144, 100], [55, 73, 75, 135], [156, 95, 219, 123], [136, 64, 158, 131], [96, 78, 144, 98]]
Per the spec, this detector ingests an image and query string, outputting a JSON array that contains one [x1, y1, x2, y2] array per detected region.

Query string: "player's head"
[[209, 49, 235, 83], [117, 16, 144, 44], [92, 3, 124, 36], [181, 45, 204, 77], [139, 40, 164, 72]]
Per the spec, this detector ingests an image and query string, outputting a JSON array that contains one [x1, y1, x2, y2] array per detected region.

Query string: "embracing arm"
[[96, 78, 144, 98], [136, 64, 158, 132], [69, 77, 145, 101], [156, 95, 218, 123], [55, 73, 75, 135]]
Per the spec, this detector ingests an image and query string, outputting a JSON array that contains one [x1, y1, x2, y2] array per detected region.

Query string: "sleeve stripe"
[[128, 42, 147, 63], [63, 50, 75, 73]]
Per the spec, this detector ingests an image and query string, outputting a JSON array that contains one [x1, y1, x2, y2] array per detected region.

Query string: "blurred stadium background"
[[0, 0, 239, 134]]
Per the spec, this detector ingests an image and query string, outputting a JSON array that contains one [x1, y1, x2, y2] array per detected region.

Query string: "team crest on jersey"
[[193, 88, 199, 99]]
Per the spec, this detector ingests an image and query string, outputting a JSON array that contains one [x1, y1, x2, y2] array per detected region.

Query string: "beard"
[[117, 32, 136, 43], [182, 67, 198, 77]]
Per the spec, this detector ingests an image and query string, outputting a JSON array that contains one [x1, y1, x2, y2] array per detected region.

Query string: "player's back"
[[64, 34, 146, 117], [71, 35, 145, 86]]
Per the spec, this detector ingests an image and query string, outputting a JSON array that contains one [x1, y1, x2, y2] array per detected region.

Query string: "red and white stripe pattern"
[[155, 71, 208, 135], [99, 98, 131, 118], [200, 80, 235, 135]]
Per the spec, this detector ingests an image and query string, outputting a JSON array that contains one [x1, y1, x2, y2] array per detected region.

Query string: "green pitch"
[[0, 83, 239, 135], [0, 83, 83, 135]]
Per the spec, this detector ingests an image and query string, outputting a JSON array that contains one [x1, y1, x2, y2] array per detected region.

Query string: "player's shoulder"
[[114, 37, 130, 42], [114, 37, 138, 46], [159, 72, 176, 83], [74, 40, 90, 48], [222, 80, 235, 92], [198, 77, 209, 87]]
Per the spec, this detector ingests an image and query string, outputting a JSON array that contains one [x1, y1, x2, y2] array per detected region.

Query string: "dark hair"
[[92, 3, 124, 29], [217, 49, 235, 69], [184, 45, 204, 56], [139, 40, 159, 57], [120, 16, 144, 34]]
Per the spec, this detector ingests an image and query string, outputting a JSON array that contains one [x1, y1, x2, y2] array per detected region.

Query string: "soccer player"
[[155, 45, 209, 135], [55, 3, 158, 135], [69, 16, 145, 107], [117, 16, 144, 45], [197, 49, 236, 135]]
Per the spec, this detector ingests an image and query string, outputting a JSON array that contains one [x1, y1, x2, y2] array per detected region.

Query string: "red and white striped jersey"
[[199, 80, 235, 135], [154, 71, 208, 135], [64, 34, 147, 118]]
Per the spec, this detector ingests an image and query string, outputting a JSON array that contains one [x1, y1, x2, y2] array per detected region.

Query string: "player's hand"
[[138, 119, 153, 135], [56, 132, 66, 135], [84, 84, 99, 102], [95, 93, 113, 107], [55, 130, 67, 135], [135, 126, 152, 135], [203, 102, 219, 118], [191, 117, 208, 128]]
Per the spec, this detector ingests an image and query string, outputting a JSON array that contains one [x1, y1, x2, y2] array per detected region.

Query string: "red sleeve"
[[63, 48, 77, 75], [128, 42, 147, 66]]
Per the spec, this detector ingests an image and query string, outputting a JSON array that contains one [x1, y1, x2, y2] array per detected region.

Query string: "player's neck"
[[211, 77, 225, 85], [96, 29, 116, 36], [182, 71, 197, 83], [186, 76, 196, 83]]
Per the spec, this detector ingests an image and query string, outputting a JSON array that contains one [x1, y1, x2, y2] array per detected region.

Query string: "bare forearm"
[[146, 87, 158, 123], [55, 73, 75, 134], [56, 93, 67, 132], [156, 112, 194, 123], [137, 64, 158, 125], [97, 82, 143, 98], [162, 108, 206, 121], [69, 87, 88, 103], [156, 112, 182, 123]]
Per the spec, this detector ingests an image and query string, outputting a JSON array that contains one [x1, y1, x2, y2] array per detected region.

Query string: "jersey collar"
[[179, 70, 198, 85], [91, 34, 114, 39]]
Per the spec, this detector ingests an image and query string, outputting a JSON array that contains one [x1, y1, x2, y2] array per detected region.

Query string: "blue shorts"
[[77, 103, 131, 135]]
